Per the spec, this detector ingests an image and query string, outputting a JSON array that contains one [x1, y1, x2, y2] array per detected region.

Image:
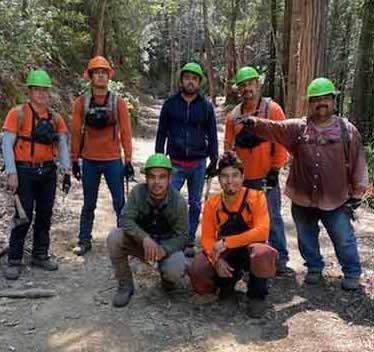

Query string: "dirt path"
[[0, 102, 373, 352]]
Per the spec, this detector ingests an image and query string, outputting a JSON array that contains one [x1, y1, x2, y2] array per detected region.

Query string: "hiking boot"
[[73, 242, 92, 256], [161, 279, 176, 292], [247, 298, 267, 319], [276, 261, 288, 275], [304, 271, 322, 285], [184, 242, 195, 258], [341, 277, 360, 291], [4, 260, 22, 280], [31, 256, 59, 271], [113, 281, 134, 308], [218, 284, 236, 300]]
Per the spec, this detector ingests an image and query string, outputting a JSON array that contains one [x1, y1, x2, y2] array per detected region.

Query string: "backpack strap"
[[339, 117, 350, 167], [217, 188, 250, 222], [108, 91, 118, 140], [15, 104, 25, 135]]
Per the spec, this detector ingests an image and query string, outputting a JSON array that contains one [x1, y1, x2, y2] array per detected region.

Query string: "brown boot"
[[113, 280, 134, 308]]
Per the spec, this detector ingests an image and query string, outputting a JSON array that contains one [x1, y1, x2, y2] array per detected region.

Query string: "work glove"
[[233, 115, 256, 127], [343, 197, 362, 221], [344, 198, 361, 210], [124, 162, 135, 179], [266, 169, 279, 188], [72, 161, 81, 181], [205, 160, 217, 178], [62, 174, 71, 195]]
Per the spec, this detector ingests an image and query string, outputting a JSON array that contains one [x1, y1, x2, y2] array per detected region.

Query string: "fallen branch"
[[0, 288, 56, 299]]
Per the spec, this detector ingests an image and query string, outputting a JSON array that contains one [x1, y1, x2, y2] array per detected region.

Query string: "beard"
[[181, 84, 198, 96]]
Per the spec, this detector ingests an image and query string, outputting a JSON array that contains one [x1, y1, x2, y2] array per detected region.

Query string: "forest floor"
[[0, 99, 373, 352]]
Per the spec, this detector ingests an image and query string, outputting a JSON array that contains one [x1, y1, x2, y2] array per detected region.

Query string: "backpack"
[[80, 91, 118, 151], [15, 103, 59, 157], [232, 97, 275, 155]]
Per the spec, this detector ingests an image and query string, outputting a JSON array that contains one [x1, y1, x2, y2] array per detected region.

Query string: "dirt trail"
[[0, 101, 373, 352]]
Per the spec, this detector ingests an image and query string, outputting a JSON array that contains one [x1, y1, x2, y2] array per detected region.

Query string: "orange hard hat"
[[83, 56, 114, 80]]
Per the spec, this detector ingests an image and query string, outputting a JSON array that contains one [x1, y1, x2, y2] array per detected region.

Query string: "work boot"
[[276, 261, 288, 275], [341, 277, 360, 291], [113, 280, 134, 308], [184, 241, 195, 258], [161, 279, 176, 293], [31, 256, 58, 271], [218, 283, 236, 300], [247, 297, 267, 319], [73, 242, 92, 256], [304, 271, 322, 285], [4, 260, 22, 280]]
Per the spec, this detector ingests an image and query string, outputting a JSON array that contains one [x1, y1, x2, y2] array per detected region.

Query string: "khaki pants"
[[107, 228, 186, 285]]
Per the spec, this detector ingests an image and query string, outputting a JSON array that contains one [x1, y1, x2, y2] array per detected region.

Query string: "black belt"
[[16, 161, 55, 168]]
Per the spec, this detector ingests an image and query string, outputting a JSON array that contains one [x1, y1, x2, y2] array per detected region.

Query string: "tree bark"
[[351, 0, 374, 142], [285, 0, 329, 118], [169, 15, 177, 94], [225, 0, 240, 104], [93, 0, 107, 56], [202, 0, 216, 102], [265, 0, 277, 98]]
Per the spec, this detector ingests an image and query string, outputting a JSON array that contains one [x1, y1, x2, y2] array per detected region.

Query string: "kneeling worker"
[[107, 154, 188, 307], [189, 152, 278, 317]]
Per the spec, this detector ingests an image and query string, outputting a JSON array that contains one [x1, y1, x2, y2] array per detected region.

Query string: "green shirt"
[[119, 183, 188, 255]]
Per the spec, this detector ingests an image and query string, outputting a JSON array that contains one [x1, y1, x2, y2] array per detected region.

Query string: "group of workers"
[[1, 55, 369, 318]]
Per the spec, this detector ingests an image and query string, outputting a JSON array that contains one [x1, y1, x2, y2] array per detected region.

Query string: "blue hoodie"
[[155, 92, 218, 162]]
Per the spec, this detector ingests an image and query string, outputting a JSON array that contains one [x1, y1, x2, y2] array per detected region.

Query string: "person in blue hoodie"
[[155, 63, 218, 257]]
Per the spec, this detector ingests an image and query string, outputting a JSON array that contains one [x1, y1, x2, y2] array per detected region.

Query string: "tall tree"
[[93, 0, 107, 56], [351, 0, 374, 142], [284, 0, 329, 118], [202, 0, 216, 102]]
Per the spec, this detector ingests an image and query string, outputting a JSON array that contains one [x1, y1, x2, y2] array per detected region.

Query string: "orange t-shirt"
[[2, 103, 67, 163], [201, 187, 270, 262], [224, 100, 288, 180], [70, 94, 132, 162]]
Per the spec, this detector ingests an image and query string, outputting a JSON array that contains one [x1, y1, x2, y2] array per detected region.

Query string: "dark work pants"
[[8, 164, 57, 261]]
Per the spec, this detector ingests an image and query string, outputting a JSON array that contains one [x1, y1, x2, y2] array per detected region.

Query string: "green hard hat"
[[180, 62, 205, 80], [26, 69, 52, 88], [144, 153, 173, 170], [234, 66, 260, 85], [307, 77, 337, 99]]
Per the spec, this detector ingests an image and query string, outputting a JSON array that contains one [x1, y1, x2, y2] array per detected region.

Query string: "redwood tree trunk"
[[285, 0, 329, 118], [93, 0, 107, 56], [202, 0, 216, 102], [351, 0, 374, 142]]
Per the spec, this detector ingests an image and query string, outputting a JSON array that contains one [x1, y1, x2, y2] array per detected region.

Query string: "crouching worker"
[[188, 152, 278, 317], [107, 154, 188, 307]]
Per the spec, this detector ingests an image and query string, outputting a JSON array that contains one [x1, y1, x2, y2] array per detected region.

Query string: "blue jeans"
[[79, 159, 124, 244], [171, 159, 206, 242], [291, 203, 361, 278], [243, 179, 289, 264]]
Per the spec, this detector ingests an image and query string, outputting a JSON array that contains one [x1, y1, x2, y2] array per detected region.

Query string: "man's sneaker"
[[113, 281, 134, 308], [184, 244, 195, 258], [73, 242, 92, 256], [4, 260, 22, 280], [31, 257, 58, 271], [341, 277, 360, 291], [247, 298, 267, 319], [304, 271, 322, 285]]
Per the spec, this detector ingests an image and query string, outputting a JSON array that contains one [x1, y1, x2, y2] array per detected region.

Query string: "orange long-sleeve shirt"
[[224, 99, 288, 180], [3, 103, 67, 163], [71, 94, 132, 162], [201, 187, 270, 262]]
